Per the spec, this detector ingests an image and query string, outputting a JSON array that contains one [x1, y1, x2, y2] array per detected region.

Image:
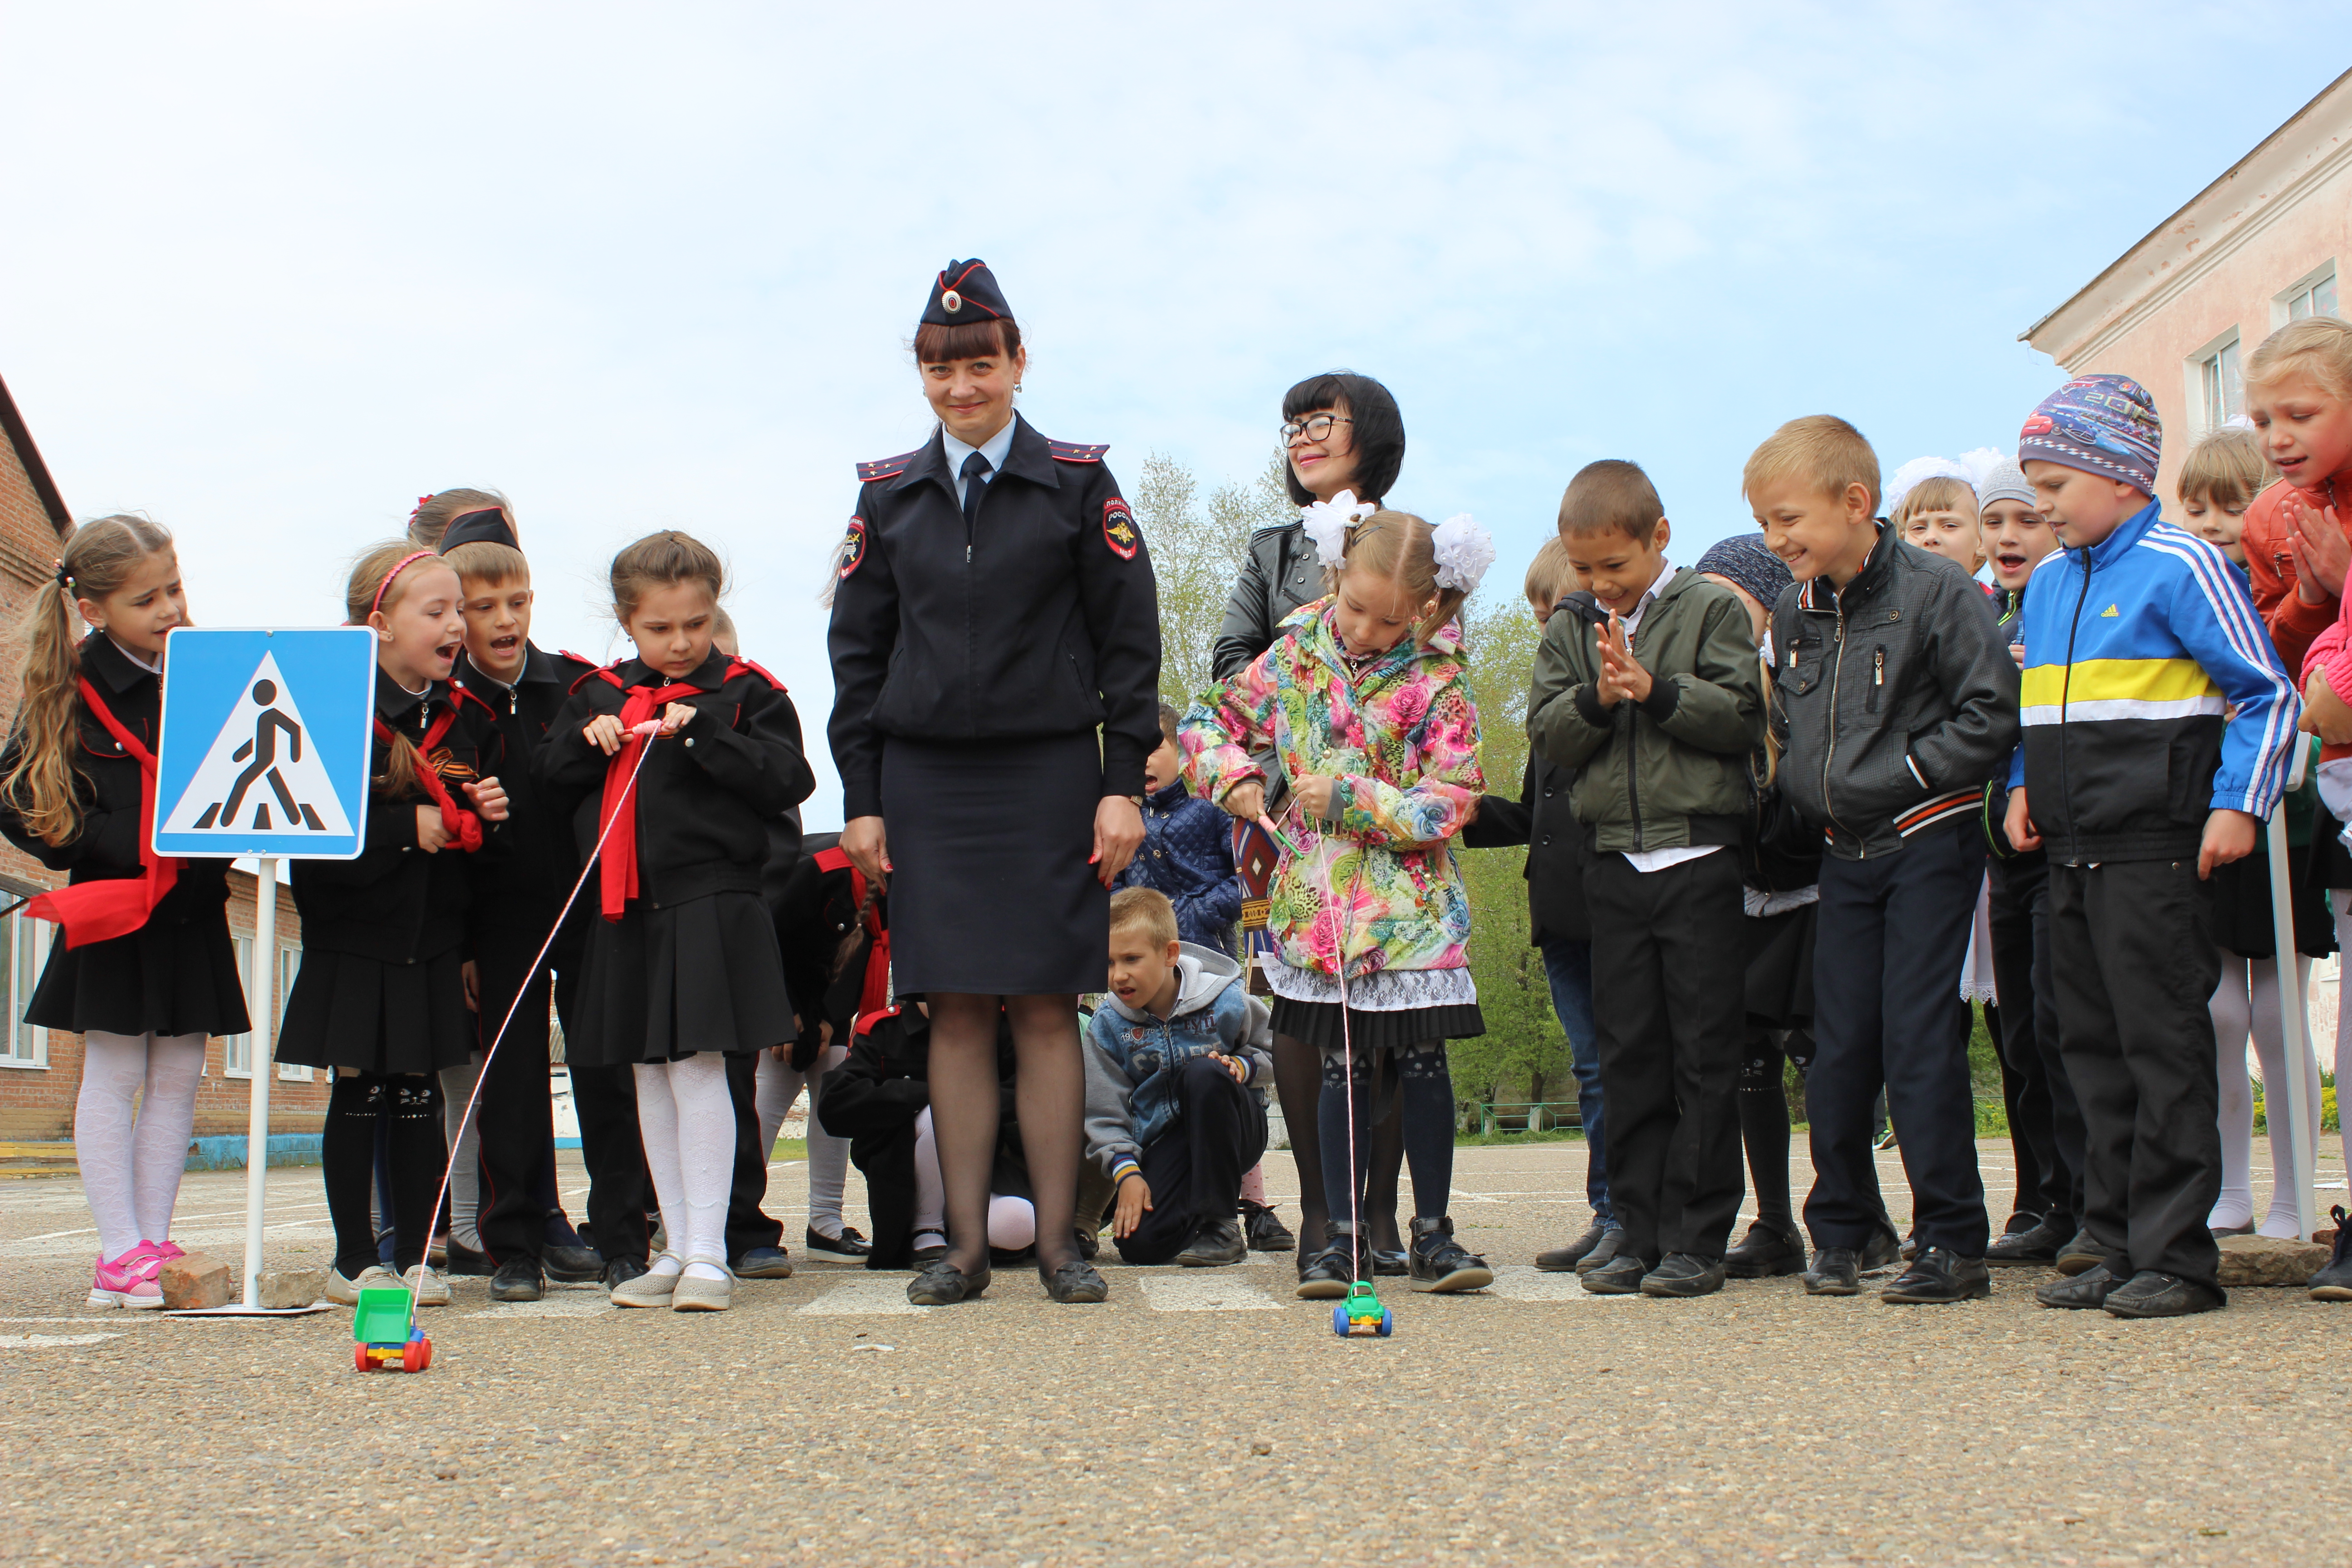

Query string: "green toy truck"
[[352, 1284, 432, 1372]]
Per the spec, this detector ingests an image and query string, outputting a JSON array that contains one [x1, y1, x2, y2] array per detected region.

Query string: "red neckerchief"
[[590, 658, 780, 920], [813, 845, 890, 1029], [372, 701, 485, 855], [27, 677, 181, 950]]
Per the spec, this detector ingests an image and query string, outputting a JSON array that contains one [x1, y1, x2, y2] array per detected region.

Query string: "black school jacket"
[[772, 830, 885, 1066], [826, 414, 1162, 819], [290, 670, 500, 965], [535, 653, 813, 911], [454, 644, 597, 919], [0, 635, 232, 923], [1458, 753, 1590, 945]]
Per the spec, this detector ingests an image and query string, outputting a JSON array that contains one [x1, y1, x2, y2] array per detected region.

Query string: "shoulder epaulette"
[[555, 648, 599, 672], [723, 657, 787, 692], [1048, 440, 1108, 465], [857, 449, 923, 484], [570, 660, 626, 696]]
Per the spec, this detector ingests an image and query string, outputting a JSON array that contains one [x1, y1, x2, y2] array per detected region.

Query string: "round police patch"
[[839, 517, 867, 578], [1102, 499, 1140, 561]]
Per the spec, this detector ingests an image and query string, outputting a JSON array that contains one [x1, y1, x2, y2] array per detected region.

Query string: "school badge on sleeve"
[[1102, 499, 1140, 561], [838, 517, 867, 578]]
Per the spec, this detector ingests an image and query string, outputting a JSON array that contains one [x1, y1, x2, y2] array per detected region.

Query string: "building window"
[[274, 946, 308, 1081], [226, 934, 304, 1079], [0, 908, 52, 1069], [2200, 336, 2244, 431], [2288, 271, 2339, 322], [224, 934, 255, 1077]]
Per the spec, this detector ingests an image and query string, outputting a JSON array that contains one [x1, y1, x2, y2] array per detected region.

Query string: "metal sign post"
[[2265, 739, 2318, 1244]]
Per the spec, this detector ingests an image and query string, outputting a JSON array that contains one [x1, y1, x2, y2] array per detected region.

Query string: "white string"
[[1274, 808, 1369, 1288]]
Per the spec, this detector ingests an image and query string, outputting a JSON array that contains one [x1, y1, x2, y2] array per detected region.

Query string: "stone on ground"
[[157, 1250, 234, 1309], [2216, 1233, 2329, 1286]]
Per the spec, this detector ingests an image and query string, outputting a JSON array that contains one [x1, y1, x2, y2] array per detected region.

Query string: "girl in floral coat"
[[1181, 499, 1498, 1297]]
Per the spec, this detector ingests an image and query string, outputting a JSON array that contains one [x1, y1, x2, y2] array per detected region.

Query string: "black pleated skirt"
[[881, 731, 1107, 995], [1269, 998, 1485, 1050], [275, 945, 472, 1076], [1743, 903, 1818, 1026], [26, 901, 250, 1039], [566, 890, 791, 1065], [2208, 845, 2335, 960]]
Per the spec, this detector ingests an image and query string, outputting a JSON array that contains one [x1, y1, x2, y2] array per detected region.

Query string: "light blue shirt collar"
[[941, 416, 1018, 505]]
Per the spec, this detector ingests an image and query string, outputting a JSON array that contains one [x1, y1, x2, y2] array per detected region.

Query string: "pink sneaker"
[[89, 1248, 165, 1310], [148, 1239, 186, 1262]]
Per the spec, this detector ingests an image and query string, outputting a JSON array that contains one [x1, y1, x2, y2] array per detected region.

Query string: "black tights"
[[1318, 1039, 1453, 1235], [1735, 1024, 1813, 1236], [926, 994, 1083, 1279], [1272, 1033, 1404, 1261], [325, 1070, 444, 1276]]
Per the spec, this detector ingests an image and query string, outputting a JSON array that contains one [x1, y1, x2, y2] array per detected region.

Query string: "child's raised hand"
[[1219, 779, 1266, 823], [463, 776, 509, 822], [1293, 774, 1338, 822], [1112, 1173, 1153, 1240], [414, 804, 453, 854], [582, 713, 627, 756], [2289, 491, 2350, 604], [657, 701, 696, 737], [1207, 1052, 1248, 1084], [2303, 669, 2352, 744], [1597, 613, 1652, 703], [2002, 786, 2039, 855]]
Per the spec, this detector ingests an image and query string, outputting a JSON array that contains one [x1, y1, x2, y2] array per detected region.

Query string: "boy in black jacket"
[[1747, 416, 2020, 1304]]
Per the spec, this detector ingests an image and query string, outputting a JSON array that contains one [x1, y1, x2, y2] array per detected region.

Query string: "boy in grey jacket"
[[1529, 460, 1764, 1299]]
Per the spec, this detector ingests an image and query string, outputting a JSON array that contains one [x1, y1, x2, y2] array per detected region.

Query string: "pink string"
[[1269, 807, 1369, 1284]]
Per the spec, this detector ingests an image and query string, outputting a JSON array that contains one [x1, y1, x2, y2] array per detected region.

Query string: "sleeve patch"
[[1102, 499, 1140, 560], [839, 517, 867, 579]]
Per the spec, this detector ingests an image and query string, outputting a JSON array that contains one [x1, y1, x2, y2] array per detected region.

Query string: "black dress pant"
[[1116, 1054, 1269, 1265], [1987, 853, 2084, 1229], [1584, 850, 1746, 1264], [553, 948, 651, 1267], [2048, 858, 2225, 1288], [1805, 819, 1988, 1256], [473, 913, 557, 1264], [725, 1051, 784, 1261]]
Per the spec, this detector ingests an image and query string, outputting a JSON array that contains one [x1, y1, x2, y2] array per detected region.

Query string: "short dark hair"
[[1282, 372, 1405, 507], [1558, 460, 1665, 544], [914, 316, 1022, 365], [1156, 697, 1181, 746]]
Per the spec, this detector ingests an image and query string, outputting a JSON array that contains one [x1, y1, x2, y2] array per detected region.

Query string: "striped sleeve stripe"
[[1895, 788, 1979, 835], [2019, 696, 2226, 724], [2141, 530, 2297, 813]]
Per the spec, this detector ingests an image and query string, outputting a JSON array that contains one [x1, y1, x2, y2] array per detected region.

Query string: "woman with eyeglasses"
[[1209, 372, 1411, 1279]]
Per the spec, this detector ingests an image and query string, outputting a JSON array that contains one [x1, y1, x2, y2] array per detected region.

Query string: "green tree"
[[1131, 450, 1290, 708]]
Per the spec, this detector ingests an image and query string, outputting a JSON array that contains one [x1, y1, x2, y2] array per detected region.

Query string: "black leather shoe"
[[1802, 1247, 1861, 1296], [490, 1256, 544, 1302], [1859, 1228, 1903, 1273], [1175, 1217, 1248, 1268], [910, 1244, 948, 1267], [804, 1226, 873, 1263], [544, 1243, 603, 1284], [1241, 1202, 1295, 1253], [445, 1240, 496, 1277], [1296, 1225, 1364, 1299], [1722, 1220, 1806, 1279], [2035, 1262, 2121, 1309], [1407, 1215, 1493, 1293], [1582, 1253, 1648, 1295], [1573, 1225, 1632, 1276], [1985, 1218, 2067, 1266], [1881, 1246, 1990, 1304], [2103, 1270, 2225, 1318], [1074, 1226, 1100, 1262], [2054, 1228, 2105, 1277], [1640, 1252, 1726, 1298], [906, 1260, 990, 1306], [732, 1246, 794, 1279], [1040, 1259, 1107, 1303], [2311, 1205, 2352, 1300], [1535, 1218, 1610, 1273], [600, 1255, 648, 1291], [1371, 1247, 1408, 1277]]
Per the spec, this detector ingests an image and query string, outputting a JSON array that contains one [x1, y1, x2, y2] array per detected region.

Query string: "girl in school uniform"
[[276, 544, 510, 1306], [0, 517, 250, 1308], [537, 531, 813, 1313]]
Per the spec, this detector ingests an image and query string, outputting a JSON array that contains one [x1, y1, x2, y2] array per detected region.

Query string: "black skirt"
[[2208, 844, 2335, 960], [1269, 998, 1485, 1050], [275, 945, 472, 1076], [881, 731, 1107, 995], [26, 897, 250, 1039], [1743, 903, 1818, 1026], [567, 890, 791, 1065]]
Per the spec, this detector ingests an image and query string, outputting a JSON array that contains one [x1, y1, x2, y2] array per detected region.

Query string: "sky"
[[2, 3, 2344, 828]]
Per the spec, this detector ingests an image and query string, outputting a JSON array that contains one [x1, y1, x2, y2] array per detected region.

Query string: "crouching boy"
[[1085, 888, 1274, 1266]]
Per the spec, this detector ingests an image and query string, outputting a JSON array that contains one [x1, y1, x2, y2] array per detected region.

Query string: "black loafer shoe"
[[1859, 1228, 1903, 1273], [1406, 1215, 1493, 1293], [1802, 1246, 1861, 1296], [445, 1240, 496, 1277], [1241, 1201, 1295, 1253], [1371, 1247, 1408, 1277], [732, 1246, 794, 1279], [1573, 1225, 1632, 1276], [1295, 1225, 1363, 1299], [1535, 1219, 1611, 1273], [2035, 1262, 2121, 1309], [1640, 1252, 1726, 1298], [1985, 1218, 2067, 1266], [2054, 1228, 2105, 1277], [490, 1256, 544, 1303], [1722, 1220, 1807, 1279], [2103, 1270, 2225, 1318], [1881, 1246, 1990, 1304], [804, 1226, 873, 1263], [600, 1255, 648, 1291], [910, 1244, 948, 1267], [1175, 1217, 1248, 1268], [907, 1261, 990, 1306], [1582, 1253, 1649, 1295], [543, 1243, 603, 1284], [2310, 1205, 2352, 1300], [1040, 1259, 1107, 1303]]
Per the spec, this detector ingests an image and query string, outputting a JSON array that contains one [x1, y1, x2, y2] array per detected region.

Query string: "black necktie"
[[960, 452, 993, 539]]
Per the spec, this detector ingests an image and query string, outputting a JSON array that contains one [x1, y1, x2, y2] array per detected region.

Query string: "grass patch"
[[1455, 1127, 1589, 1148], [768, 1138, 808, 1162]]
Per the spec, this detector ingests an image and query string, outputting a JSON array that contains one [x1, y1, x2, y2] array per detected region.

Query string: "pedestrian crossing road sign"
[[152, 627, 377, 860]]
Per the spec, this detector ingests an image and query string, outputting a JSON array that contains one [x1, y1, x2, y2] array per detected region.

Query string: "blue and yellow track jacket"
[[2006, 499, 2298, 864]]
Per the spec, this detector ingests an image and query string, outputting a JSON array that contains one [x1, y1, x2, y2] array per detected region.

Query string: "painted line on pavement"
[[1137, 1275, 1282, 1312], [0, 1332, 121, 1348], [797, 1277, 923, 1316], [1487, 1264, 1640, 1303]]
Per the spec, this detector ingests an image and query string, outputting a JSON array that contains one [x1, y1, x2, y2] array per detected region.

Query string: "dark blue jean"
[[1540, 936, 1612, 1225]]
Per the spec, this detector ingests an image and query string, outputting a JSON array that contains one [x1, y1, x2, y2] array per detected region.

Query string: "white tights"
[[2335, 893, 2352, 1182], [74, 1031, 207, 1262], [909, 1106, 1035, 1253], [2209, 952, 2322, 1237], [438, 1055, 483, 1250], [754, 1045, 851, 1236], [632, 1052, 736, 1282]]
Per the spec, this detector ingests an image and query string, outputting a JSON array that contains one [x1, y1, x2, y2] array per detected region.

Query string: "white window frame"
[[0, 903, 53, 1069], [2184, 326, 2244, 438], [2274, 260, 2340, 328], [223, 933, 255, 1078], [274, 945, 308, 1081]]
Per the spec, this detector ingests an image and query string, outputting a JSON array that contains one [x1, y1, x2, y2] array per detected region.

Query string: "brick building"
[[0, 372, 323, 1141]]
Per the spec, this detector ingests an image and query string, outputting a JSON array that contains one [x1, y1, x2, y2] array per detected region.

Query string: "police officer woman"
[[828, 259, 1161, 1307]]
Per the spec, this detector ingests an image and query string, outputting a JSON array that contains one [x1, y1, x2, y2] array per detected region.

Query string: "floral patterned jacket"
[[1180, 599, 1483, 980]]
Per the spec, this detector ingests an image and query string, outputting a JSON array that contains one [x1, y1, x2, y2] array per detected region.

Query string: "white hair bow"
[[1299, 489, 1377, 568], [1431, 513, 1494, 593]]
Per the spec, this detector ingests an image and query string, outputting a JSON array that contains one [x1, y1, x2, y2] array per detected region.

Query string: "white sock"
[[669, 1051, 736, 1281], [2210, 956, 2256, 1231], [75, 1032, 151, 1260], [131, 1033, 205, 1244], [2246, 955, 2321, 1238], [754, 1050, 804, 1160], [912, 1106, 944, 1241], [2336, 892, 2352, 1185], [633, 1059, 686, 1267], [807, 1044, 850, 1236], [438, 1057, 484, 1249], [986, 1195, 1036, 1252]]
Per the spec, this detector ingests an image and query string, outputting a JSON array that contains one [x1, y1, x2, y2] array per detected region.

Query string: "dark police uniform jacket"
[[826, 413, 1162, 819]]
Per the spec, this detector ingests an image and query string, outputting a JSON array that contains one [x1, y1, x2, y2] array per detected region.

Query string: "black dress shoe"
[[2103, 1270, 2225, 1318], [804, 1226, 873, 1263], [1573, 1225, 1632, 1276], [2310, 1205, 2352, 1300], [1640, 1253, 1726, 1298], [1581, 1253, 1648, 1294], [1881, 1247, 1990, 1304], [1175, 1217, 1248, 1268], [1985, 1218, 2067, 1265], [1535, 1219, 1610, 1273], [2054, 1228, 2105, 1277], [1371, 1247, 1408, 1278], [1802, 1247, 1861, 1296], [544, 1243, 604, 1284], [1722, 1220, 1806, 1279], [1074, 1226, 1100, 1262], [1240, 1202, 1295, 1253], [2035, 1262, 2121, 1309], [1040, 1259, 1107, 1303], [1406, 1215, 1493, 1293], [490, 1256, 545, 1303], [445, 1240, 496, 1277], [600, 1255, 648, 1290], [1296, 1225, 1363, 1299], [1859, 1228, 1903, 1273], [907, 1260, 990, 1306], [910, 1244, 948, 1267]]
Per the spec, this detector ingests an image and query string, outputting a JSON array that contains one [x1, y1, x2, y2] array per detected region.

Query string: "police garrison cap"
[[922, 259, 1012, 325]]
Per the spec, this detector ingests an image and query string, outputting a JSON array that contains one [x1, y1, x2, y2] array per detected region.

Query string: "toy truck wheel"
[[1331, 1304, 1348, 1337], [355, 1345, 372, 1372], [1377, 1308, 1394, 1337], [402, 1339, 430, 1373]]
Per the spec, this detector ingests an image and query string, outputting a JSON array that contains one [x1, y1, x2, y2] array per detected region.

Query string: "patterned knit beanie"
[[2018, 375, 2161, 495]]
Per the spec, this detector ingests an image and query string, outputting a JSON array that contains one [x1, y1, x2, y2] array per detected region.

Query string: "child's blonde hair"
[[1109, 885, 1180, 950], [1524, 537, 1577, 607], [0, 516, 176, 846], [2246, 316, 2352, 403], [445, 541, 528, 590], [611, 531, 725, 624], [407, 488, 511, 550], [344, 541, 456, 803], [2179, 426, 2277, 512], [1891, 475, 1980, 530], [1326, 510, 1469, 648], [709, 604, 740, 656], [1743, 415, 1881, 515]]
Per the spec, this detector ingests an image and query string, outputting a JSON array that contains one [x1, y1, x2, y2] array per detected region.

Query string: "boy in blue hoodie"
[[2005, 374, 2299, 1319], [1084, 887, 1273, 1266]]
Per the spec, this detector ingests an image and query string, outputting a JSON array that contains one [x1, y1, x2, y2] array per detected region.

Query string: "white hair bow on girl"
[[1431, 513, 1495, 593], [1299, 489, 1378, 568]]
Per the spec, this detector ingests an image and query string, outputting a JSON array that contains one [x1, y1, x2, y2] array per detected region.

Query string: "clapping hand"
[[2288, 490, 2349, 605], [1595, 613, 1653, 705]]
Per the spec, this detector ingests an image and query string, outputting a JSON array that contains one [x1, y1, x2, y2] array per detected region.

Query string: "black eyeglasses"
[[1280, 414, 1353, 445]]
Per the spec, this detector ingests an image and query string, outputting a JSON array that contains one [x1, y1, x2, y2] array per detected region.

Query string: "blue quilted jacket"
[[1113, 779, 1242, 954]]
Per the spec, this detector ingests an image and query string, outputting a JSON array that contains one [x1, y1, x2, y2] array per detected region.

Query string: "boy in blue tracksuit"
[[1114, 700, 1244, 955], [1084, 888, 1273, 1266], [2004, 374, 2300, 1320]]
